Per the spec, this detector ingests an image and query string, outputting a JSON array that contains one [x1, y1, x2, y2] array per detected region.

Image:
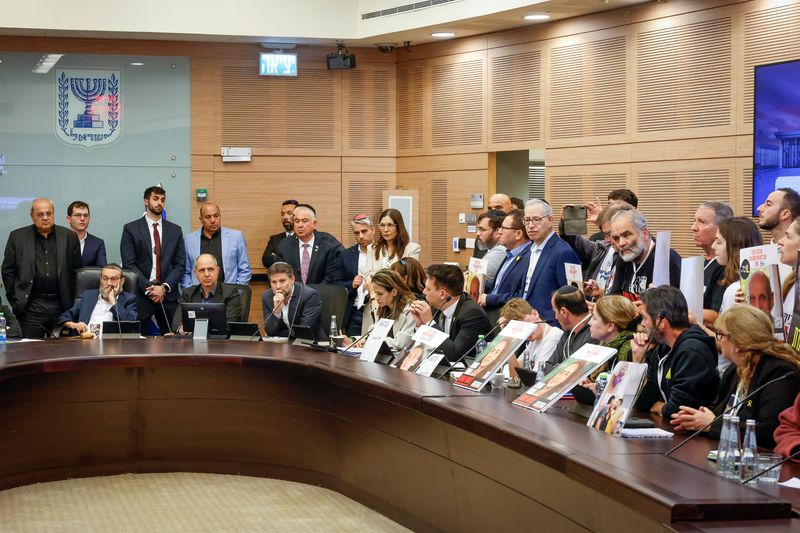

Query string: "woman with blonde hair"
[[358, 269, 416, 350], [671, 305, 800, 448], [590, 295, 638, 364]]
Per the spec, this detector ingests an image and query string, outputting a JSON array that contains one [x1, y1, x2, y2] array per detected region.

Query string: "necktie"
[[152, 222, 162, 283], [301, 244, 310, 284]]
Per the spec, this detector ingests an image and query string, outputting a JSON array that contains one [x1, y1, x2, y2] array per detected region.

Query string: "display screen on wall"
[[259, 53, 297, 77], [753, 59, 800, 216]]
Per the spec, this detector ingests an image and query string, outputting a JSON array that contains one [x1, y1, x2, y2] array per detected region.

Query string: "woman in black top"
[[670, 305, 800, 448]]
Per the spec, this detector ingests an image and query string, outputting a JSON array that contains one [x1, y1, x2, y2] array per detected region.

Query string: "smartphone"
[[562, 205, 588, 236]]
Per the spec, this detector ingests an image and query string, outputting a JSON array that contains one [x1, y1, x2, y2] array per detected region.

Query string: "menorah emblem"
[[70, 77, 107, 129]]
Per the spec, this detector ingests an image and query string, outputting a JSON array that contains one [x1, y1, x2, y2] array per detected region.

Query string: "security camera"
[[376, 44, 395, 54]]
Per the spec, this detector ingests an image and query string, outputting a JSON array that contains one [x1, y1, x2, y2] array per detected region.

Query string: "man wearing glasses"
[[2, 197, 83, 338], [479, 209, 531, 311], [56, 263, 137, 335], [520, 199, 580, 326], [66, 200, 107, 267]]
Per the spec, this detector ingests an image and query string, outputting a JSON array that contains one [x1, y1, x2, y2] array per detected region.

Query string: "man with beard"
[[607, 209, 681, 302], [56, 263, 137, 335], [262, 199, 299, 268], [757, 188, 800, 280], [262, 262, 322, 338], [691, 201, 732, 327], [121, 186, 186, 335], [473, 209, 506, 283], [632, 286, 718, 418]]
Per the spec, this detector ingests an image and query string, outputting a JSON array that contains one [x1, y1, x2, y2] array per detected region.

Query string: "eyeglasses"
[[70, 213, 90, 218], [500, 225, 519, 232], [523, 216, 548, 226], [379, 223, 396, 229], [714, 329, 730, 341]]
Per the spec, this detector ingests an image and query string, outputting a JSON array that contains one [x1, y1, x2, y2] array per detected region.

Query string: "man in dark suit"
[[262, 262, 322, 338], [262, 199, 298, 268], [479, 209, 531, 311], [410, 264, 492, 362], [120, 185, 186, 335], [66, 200, 107, 267], [2, 198, 83, 338], [172, 254, 242, 333], [56, 263, 137, 335], [337, 214, 374, 335], [521, 199, 581, 325], [275, 205, 343, 285]]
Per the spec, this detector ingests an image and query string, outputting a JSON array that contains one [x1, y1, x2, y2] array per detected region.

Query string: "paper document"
[[619, 428, 673, 439]]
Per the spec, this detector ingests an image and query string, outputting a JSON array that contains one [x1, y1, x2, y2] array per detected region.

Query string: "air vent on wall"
[[362, 0, 462, 20]]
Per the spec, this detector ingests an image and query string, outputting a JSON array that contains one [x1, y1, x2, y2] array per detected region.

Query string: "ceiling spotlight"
[[130, 62, 144, 66], [431, 32, 455, 38], [524, 13, 550, 21]]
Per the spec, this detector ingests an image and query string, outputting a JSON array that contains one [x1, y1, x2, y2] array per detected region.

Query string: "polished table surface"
[[0, 338, 797, 531]]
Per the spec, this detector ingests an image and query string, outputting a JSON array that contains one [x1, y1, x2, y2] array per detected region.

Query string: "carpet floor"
[[0, 472, 410, 532]]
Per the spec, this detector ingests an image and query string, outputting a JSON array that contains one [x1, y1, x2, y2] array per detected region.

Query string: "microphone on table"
[[742, 445, 800, 485], [111, 291, 124, 340], [434, 322, 503, 380], [665, 372, 795, 456], [158, 297, 173, 336]]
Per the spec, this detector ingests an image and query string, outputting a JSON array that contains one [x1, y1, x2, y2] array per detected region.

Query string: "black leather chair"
[[308, 284, 349, 334], [232, 284, 251, 322]]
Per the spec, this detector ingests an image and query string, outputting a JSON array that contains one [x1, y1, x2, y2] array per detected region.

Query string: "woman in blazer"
[[359, 269, 416, 350], [363, 208, 420, 276]]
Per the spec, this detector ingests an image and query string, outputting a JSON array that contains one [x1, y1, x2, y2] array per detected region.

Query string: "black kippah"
[[557, 285, 579, 295]]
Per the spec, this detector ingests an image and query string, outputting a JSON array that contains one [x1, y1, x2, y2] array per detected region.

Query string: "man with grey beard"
[[606, 210, 681, 303]]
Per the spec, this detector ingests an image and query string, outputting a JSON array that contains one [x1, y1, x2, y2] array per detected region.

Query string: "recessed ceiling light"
[[431, 32, 455, 38], [130, 62, 144, 66], [524, 13, 550, 21]]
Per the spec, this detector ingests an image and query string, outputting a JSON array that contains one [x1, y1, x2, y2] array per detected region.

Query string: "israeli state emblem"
[[55, 68, 122, 149]]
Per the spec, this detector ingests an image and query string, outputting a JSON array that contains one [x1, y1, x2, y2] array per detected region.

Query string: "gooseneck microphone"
[[664, 372, 795, 456], [434, 322, 503, 380]]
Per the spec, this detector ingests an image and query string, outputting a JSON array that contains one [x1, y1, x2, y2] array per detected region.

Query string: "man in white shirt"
[[262, 262, 323, 338], [57, 263, 137, 335], [474, 210, 506, 283], [338, 214, 375, 334]]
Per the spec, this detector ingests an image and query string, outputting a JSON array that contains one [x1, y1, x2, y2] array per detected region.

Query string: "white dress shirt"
[[440, 299, 458, 335], [145, 215, 163, 283], [88, 296, 114, 326], [523, 231, 555, 297]]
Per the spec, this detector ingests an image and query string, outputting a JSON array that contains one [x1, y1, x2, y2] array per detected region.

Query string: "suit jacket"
[[275, 232, 344, 285], [335, 244, 363, 328], [183, 227, 252, 286], [262, 282, 322, 338], [435, 294, 492, 361], [82, 233, 107, 267], [172, 283, 243, 331], [484, 242, 532, 308], [2, 224, 83, 316], [262, 232, 289, 269], [56, 289, 138, 326], [523, 234, 581, 325], [120, 217, 186, 302]]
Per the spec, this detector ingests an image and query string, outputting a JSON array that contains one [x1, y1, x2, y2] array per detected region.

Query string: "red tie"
[[153, 222, 162, 283]]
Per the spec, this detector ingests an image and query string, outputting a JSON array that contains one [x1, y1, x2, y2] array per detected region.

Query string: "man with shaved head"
[[2, 197, 83, 337], [182, 202, 251, 287], [172, 253, 243, 333], [487, 193, 513, 214]]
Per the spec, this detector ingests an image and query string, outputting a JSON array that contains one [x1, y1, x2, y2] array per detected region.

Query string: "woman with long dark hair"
[[364, 208, 420, 275]]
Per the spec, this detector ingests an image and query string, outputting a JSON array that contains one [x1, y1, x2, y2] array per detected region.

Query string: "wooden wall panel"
[[488, 43, 543, 149], [342, 63, 396, 156], [191, 57, 215, 156], [341, 173, 396, 248], [635, 15, 734, 138], [546, 166, 630, 230], [397, 61, 425, 154], [548, 33, 628, 144]]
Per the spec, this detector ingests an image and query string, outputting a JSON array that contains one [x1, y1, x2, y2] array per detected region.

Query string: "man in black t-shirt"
[[607, 210, 681, 302], [691, 201, 733, 326]]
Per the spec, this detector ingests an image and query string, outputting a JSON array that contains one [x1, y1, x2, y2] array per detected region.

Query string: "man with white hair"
[[274, 203, 344, 285], [520, 199, 580, 325], [607, 210, 681, 302], [692, 201, 732, 326]]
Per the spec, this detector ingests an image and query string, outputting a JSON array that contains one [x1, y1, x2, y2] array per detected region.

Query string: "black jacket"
[[274, 232, 344, 285], [262, 232, 288, 269], [636, 325, 719, 418], [172, 283, 243, 332], [708, 357, 800, 449], [435, 294, 492, 362]]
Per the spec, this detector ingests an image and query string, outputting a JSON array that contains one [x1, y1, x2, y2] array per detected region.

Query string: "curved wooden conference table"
[[0, 338, 798, 532]]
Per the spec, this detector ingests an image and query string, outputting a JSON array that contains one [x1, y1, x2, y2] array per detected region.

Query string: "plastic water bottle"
[[740, 419, 758, 482], [726, 416, 742, 479], [717, 414, 733, 478], [594, 373, 609, 404], [0, 313, 6, 344], [329, 315, 338, 350], [475, 335, 487, 357]]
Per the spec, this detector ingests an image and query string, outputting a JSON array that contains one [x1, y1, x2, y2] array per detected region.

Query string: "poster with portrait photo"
[[454, 320, 536, 392], [586, 361, 647, 434], [739, 244, 784, 340], [564, 263, 583, 289], [393, 325, 449, 374], [465, 257, 486, 302], [513, 343, 617, 413]]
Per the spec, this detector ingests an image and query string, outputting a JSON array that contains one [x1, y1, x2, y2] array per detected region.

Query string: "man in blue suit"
[[120, 185, 186, 335], [262, 262, 323, 338], [479, 209, 531, 311], [182, 202, 251, 287], [56, 263, 137, 334], [521, 199, 581, 325], [66, 200, 107, 267], [336, 214, 374, 335]]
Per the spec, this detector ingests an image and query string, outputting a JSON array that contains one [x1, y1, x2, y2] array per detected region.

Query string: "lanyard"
[[703, 256, 717, 272], [630, 240, 655, 279]]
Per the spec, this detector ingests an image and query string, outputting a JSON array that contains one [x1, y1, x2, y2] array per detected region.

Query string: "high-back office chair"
[[308, 284, 348, 334], [233, 284, 251, 322]]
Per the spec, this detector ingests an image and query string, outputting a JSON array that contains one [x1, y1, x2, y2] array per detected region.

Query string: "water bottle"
[[726, 416, 742, 479], [594, 373, 608, 405], [329, 315, 338, 350], [0, 313, 6, 344], [740, 419, 758, 482], [475, 335, 487, 358], [717, 414, 733, 478]]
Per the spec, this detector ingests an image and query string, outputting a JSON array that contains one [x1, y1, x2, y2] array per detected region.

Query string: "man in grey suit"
[[261, 262, 322, 338], [2, 198, 83, 338]]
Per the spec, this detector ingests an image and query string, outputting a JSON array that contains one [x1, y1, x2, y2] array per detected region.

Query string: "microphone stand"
[[664, 372, 795, 456], [434, 322, 502, 380]]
